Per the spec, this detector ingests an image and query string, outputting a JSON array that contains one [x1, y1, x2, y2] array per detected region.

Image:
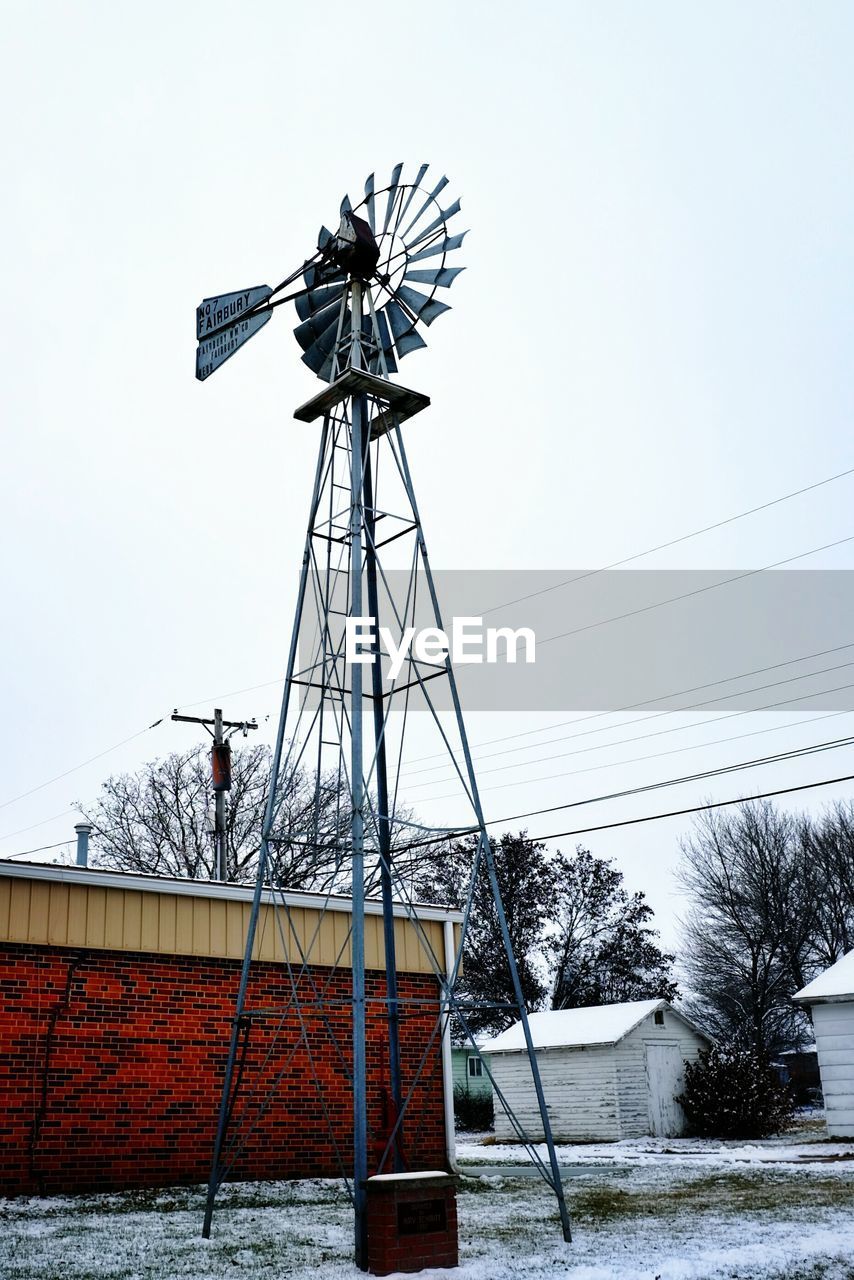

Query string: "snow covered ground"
[[456, 1121, 854, 1171], [2, 1121, 853, 1279]]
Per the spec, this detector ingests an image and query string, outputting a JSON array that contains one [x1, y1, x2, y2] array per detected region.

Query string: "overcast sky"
[[2, 1, 853, 945]]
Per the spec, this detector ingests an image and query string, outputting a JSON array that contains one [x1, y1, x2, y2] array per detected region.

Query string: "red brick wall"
[[0, 944, 448, 1196]]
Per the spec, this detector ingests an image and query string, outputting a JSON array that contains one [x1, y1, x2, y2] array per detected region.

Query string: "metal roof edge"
[[793, 992, 852, 1006], [481, 999, 712, 1054], [0, 859, 463, 924], [481, 1040, 615, 1054]]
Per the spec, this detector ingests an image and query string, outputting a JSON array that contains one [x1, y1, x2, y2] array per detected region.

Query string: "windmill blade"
[[313, 312, 350, 381], [294, 297, 343, 353], [406, 199, 463, 250], [317, 225, 333, 252], [382, 163, 404, 234], [401, 175, 450, 239], [316, 350, 336, 383], [375, 308, 397, 375], [407, 230, 468, 265], [304, 256, 345, 291], [302, 309, 346, 375], [294, 298, 341, 352], [364, 173, 376, 234], [294, 280, 346, 323], [396, 163, 430, 227], [395, 285, 451, 327], [385, 298, 427, 358], [340, 193, 352, 216], [403, 266, 465, 289]]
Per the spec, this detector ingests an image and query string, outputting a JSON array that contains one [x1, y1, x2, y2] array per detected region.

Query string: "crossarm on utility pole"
[[169, 708, 259, 883]]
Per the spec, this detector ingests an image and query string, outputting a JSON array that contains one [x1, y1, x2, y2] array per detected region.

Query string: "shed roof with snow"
[[481, 999, 710, 1143], [481, 999, 703, 1054], [793, 949, 854, 1139], [794, 950, 854, 1004]]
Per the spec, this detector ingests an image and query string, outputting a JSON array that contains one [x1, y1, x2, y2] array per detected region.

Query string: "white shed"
[[481, 999, 710, 1142], [794, 950, 854, 1138]]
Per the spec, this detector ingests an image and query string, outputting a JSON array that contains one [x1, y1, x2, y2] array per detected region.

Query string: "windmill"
[[196, 165, 572, 1269]]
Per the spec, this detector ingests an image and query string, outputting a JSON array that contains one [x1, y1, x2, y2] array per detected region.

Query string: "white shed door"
[[646, 1044, 685, 1137]]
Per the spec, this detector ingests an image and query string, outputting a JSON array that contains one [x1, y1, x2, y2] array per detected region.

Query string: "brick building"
[[0, 860, 460, 1196]]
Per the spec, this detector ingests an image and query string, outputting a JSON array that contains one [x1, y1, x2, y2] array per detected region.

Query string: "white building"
[[481, 999, 710, 1142], [794, 950, 854, 1138]]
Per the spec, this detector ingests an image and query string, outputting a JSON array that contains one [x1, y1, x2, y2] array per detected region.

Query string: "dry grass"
[[570, 1169, 853, 1222]]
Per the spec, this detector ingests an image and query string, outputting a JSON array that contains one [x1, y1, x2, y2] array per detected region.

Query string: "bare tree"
[[549, 847, 677, 1010], [678, 800, 814, 1054], [82, 742, 432, 894], [416, 834, 677, 1036], [82, 744, 352, 889], [798, 800, 854, 968], [416, 831, 553, 1036]]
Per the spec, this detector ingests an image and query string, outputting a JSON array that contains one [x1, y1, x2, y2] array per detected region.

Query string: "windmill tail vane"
[[195, 162, 466, 385]]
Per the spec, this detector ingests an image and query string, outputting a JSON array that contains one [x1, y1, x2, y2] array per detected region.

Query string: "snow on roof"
[[480, 999, 670, 1053], [794, 949, 854, 1002]]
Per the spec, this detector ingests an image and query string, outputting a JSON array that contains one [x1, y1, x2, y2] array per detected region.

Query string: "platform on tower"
[[293, 367, 430, 438]]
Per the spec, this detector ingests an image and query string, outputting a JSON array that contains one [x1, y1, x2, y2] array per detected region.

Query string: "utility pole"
[[170, 708, 258, 882]]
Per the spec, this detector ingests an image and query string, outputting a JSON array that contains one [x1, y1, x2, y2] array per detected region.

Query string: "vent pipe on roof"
[[74, 822, 93, 868]]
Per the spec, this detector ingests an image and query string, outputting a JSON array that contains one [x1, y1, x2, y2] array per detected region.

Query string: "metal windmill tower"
[[196, 165, 572, 1267]]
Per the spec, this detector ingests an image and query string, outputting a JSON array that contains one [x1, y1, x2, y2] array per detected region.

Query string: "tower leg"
[[350, 388, 368, 1270], [363, 442, 403, 1169], [392, 422, 573, 1243], [202, 419, 331, 1239]]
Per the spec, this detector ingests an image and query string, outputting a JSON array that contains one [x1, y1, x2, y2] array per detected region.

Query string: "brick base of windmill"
[[366, 1171, 459, 1275]]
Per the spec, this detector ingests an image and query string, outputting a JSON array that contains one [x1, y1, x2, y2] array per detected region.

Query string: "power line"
[[407, 673, 854, 796], [5, 474, 853, 829], [175, 679, 283, 714], [1, 841, 73, 860], [176, 465, 854, 735], [404, 640, 854, 767], [392, 761, 854, 857], [414, 708, 854, 808], [515, 772, 854, 847], [0, 718, 166, 814], [470, 732, 854, 831], [0, 808, 82, 844], [478, 463, 854, 619], [537, 533, 854, 650]]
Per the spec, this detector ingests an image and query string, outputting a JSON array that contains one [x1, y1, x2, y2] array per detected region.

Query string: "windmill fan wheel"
[[294, 163, 467, 382]]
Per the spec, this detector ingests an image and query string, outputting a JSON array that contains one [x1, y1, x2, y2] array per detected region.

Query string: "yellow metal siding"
[[30, 883, 50, 942], [8, 881, 32, 942], [160, 895, 178, 954], [140, 894, 160, 953], [123, 893, 143, 951], [47, 884, 69, 946], [0, 874, 446, 975], [209, 900, 227, 957], [68, 886, 88, 944], [225, 901, 243, 958], [86, 887, 107, 948], [104, 892, 125, 951]]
